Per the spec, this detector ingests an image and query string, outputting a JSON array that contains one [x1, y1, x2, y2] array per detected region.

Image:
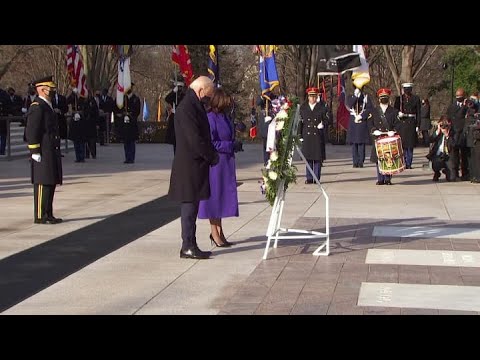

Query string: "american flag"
[[66, 45, 88, 97]]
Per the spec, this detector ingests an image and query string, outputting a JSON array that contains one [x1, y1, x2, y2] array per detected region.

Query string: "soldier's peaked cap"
[[401, 82, 414, 88], [33, 75, 56, 88]]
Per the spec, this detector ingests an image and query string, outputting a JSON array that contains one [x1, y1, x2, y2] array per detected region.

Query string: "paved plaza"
[[1, 142, 480, 315]]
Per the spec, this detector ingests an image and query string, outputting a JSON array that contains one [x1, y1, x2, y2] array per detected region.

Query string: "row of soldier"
[[0, 83, 141, 163]]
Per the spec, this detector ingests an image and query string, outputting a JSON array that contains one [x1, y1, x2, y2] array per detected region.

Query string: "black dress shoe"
[[385, 180, 392, 185], [180, 248, 211, 259], [305, 179, 313, 184], [376, 181, 384, 185], [210, 234, 231, 247], [48, 216, 63, 223], [34, 217, 61, 224]]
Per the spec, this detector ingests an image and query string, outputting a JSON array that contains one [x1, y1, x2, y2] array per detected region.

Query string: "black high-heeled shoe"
[[220, 235, 234, 246], [210, 234, 231, 247]]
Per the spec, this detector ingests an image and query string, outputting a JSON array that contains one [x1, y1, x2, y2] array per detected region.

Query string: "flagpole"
[[142, 97, 145, 121], [216, 45, 220, 87]]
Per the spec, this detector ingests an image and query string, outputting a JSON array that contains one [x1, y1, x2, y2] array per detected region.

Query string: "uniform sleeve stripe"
[[28, 144, 40, 149]]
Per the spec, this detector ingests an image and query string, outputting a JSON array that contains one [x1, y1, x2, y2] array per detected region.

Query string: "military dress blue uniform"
[[346, 89, 373, 167]]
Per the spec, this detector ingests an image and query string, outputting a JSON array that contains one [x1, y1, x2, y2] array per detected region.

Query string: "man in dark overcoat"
[[298, 87, 328, 183], [168, 76, 219, 260], [393, 82, 421, 169], [25, 76, 63, 224]]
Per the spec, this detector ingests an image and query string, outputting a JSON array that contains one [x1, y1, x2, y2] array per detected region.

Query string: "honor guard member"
[[298, 87, 328, 183], [346, 84, 373, 168], [113, 82, 140, 163], [393, 82, 421, 169], [26, 76, 63, 224], [368, 88, 398, 185]]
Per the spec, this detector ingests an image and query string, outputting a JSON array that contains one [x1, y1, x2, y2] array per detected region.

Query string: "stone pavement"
[[0, 142, 479, 314]]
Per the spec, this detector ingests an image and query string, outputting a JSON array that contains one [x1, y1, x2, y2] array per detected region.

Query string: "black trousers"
[[181, 201, 199, 250], [34, 184, 56, 221], [124, 141, 136, 162], [85, 138, 96, 158], [432, 155, 456, 181]]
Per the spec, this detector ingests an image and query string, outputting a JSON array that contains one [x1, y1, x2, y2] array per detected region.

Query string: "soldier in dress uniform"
[[346, 84, 373, 168], [368, 88, 399, 185], [298, 87, 328, 184], [393, 82, 421, 169], [113, 82, 140, 163], [97, 88, 114, 145], [67, 88, 87, 162], [25, 76, 63, 224], [51, 89, 68, 141]]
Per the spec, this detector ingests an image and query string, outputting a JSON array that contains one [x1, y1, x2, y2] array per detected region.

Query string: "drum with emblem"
[[375, 135, 405, 175]]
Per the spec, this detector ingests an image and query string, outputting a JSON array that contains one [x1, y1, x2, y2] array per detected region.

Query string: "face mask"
[[200, 96, 211, 107], [380, 98, 389, 104], [404, 89, 412, 95], [456, 97, 464, 103], [29, 90, 35, 95], [48, 89, 56, 99]]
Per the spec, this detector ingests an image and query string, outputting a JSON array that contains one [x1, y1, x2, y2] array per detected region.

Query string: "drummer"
[[368, 88, 399, 185]]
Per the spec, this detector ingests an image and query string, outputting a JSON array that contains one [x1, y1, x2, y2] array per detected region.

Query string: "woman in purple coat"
[[198, 89, 238, 247]]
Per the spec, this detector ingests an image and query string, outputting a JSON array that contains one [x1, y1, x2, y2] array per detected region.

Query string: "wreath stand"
[[263, 107, 330, 260]]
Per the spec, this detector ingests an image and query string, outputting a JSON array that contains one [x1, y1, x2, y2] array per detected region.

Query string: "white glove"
[[264, 116, 272, 123], [387, 131, 395, 137], [124, 115, 130, 123], [373, 130, 381, 136], [173, 86, 178, 93], [31, 154, 41, 162], [21, 107, 27, 114], [416, 127, 419, 132], [73, 113, 81, 121], [72, 88, 78, 94], [354, 88, 361, 98], [398, 111, 404, 118], [354, 115, 362, 123], [299, 138, 304, 142], [317, 122, 324, 129]]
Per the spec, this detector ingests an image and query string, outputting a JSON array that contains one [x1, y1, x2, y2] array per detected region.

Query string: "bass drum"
[[375, 135, 405, 175]]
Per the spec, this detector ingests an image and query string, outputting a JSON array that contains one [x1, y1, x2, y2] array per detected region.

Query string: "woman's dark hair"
[[209, 88, 232, 114]]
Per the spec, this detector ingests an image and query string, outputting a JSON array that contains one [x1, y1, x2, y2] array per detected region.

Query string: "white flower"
[[276, 109, 288, 120], [275, 120, 285, 131], [264, 116, 272, 123], [268, 171, 278, 180], [269, 151, 278, 161], [263, 176, 268, 183]]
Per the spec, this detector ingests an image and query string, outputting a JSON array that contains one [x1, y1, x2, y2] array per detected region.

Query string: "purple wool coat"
[[198, 111, 239, 219]]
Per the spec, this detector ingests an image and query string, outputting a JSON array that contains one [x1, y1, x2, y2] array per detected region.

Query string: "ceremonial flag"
[[143, 98, 149, 121], [351, 45, 370, 89], [172, 45, 194, 86], [336, 75, 349, 130], [115, 46, 132, 109], [257, 45, 279, 101], [66, 45, 88, 97], [207, 45, 219, 86]]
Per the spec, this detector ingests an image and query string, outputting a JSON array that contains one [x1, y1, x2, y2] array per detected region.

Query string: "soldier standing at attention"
[[26, 76, 63, 224], [298, 87, 328, 183]]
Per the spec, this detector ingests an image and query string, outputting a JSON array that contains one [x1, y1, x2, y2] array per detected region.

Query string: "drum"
[[375, 135, 405, 175]]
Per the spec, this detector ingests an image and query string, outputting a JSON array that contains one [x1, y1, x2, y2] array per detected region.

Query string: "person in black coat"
[[97, 88, 114, 145], [298, 87, 328, 183], [368, 88, 399, 185], [113, 83, 140, 163], [52, 91, 68, 140], [393, 82, 422, 169], [420, 98, 431, 147], [446, 88, 470, 180], [426, 117, 457, 182], [164, 80, 186, 154], [168, 76, 219, 260], [346, 85, 373, 168], [84, 94, 99, 159], [0, 88, 9, 155], [67, 89, 88, 162], [25, 76, 63, 224]]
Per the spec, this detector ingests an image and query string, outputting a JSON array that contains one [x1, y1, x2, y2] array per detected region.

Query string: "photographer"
[[426, 117, 457, 182]]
